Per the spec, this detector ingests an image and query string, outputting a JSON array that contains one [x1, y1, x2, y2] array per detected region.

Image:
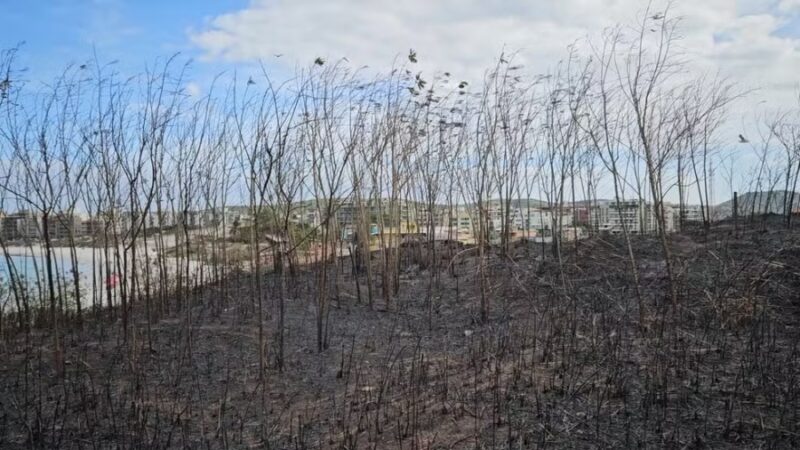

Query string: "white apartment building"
[[1, 211, 41, 240], [671, 204, 717, 230], [520, 208, 573, 232], [601, 201, 675, 234], [449, 206, 475, 231]]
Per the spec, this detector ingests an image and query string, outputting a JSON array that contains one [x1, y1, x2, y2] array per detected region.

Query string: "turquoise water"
[[0, 247, 206, 310], [0, 252, 95, 294]]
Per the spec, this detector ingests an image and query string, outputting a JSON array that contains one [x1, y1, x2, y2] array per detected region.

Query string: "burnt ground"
[[2, 225, 800, 449]]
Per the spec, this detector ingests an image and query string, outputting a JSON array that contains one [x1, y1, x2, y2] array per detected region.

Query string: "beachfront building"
[[331, 198, 420, 239], [1, 211, 40, 241], [571, 201, 611, 232], [47, 213, 84, 240], [670, 203, 715, 230], [200, 207, 247, 232], [520, 208, 573, 233], [0, 211, 85, 241], [560, 226, 587, 242], [487, 205, 526, 233], [448, 206, 475, 231], [97, 209, 133, 236], [600, 201, 675, 234], [80, 217, 105, 237], [290, 207, 321, 228], [416, 204, 450, 230], [145, 210, 178, 230]]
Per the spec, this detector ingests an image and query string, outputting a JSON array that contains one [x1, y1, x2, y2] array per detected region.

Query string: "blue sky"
[[0, 0, 247, 82], [5, 0, 800, 203], [4, 0, 800, 105]]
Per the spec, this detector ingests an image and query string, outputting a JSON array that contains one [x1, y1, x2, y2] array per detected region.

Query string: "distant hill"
[[716, 191, 800, 218]]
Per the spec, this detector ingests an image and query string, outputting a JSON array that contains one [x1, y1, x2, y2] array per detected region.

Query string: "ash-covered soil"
[[3, 226, 800, 449]]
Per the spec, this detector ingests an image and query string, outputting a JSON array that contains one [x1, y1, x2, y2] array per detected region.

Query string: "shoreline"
[[0, 244, 210, 307]]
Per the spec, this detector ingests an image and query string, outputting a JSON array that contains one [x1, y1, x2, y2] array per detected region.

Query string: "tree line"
[[2, 7, 800, 377]]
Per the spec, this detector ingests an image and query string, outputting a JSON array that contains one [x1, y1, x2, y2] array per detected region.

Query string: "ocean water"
[[0, 251, 98, 298], [0, 245, 209, 310], [1, 252, 91, 277]]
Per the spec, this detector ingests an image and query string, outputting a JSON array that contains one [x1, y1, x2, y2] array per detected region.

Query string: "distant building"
[[417, 205, 450, 229], [145, 210, 178, 229], [449, 207, 475, 232], [520, 208, 573, 232], [669, 204, 707, 230], [487, 205, 530, 232], [571, 201, 611, 232], [560, 226, 587, 242], [81, 218, 105, 236], [600, 201, 675, 234], [47, 212, 83, 240], [681, 204, 705, 223], [290, 207, 320, 228], [101, 209, 133, 235], [177, 210, 202, 228], [2, 211, 40, 241], [334, 198, 418, 229]]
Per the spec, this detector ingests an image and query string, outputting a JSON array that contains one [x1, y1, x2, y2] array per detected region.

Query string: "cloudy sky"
[[3, 0, 800, 108], [2, 0, 800, 150], [3, 0, 800, 203]]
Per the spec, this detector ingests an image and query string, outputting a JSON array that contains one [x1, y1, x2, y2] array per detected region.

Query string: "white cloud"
[[189, 0, 800, 112], [190, 0, 631, 80], [778, 0, 800, 12], [185, 81, 201, 97]]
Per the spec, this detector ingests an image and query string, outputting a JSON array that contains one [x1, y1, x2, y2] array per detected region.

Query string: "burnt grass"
[[2, 226, 800, 449]]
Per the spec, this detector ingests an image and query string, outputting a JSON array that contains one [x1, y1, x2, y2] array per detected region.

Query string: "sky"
[[3, 0, 800, 101], [3, 0, 800, 202]]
